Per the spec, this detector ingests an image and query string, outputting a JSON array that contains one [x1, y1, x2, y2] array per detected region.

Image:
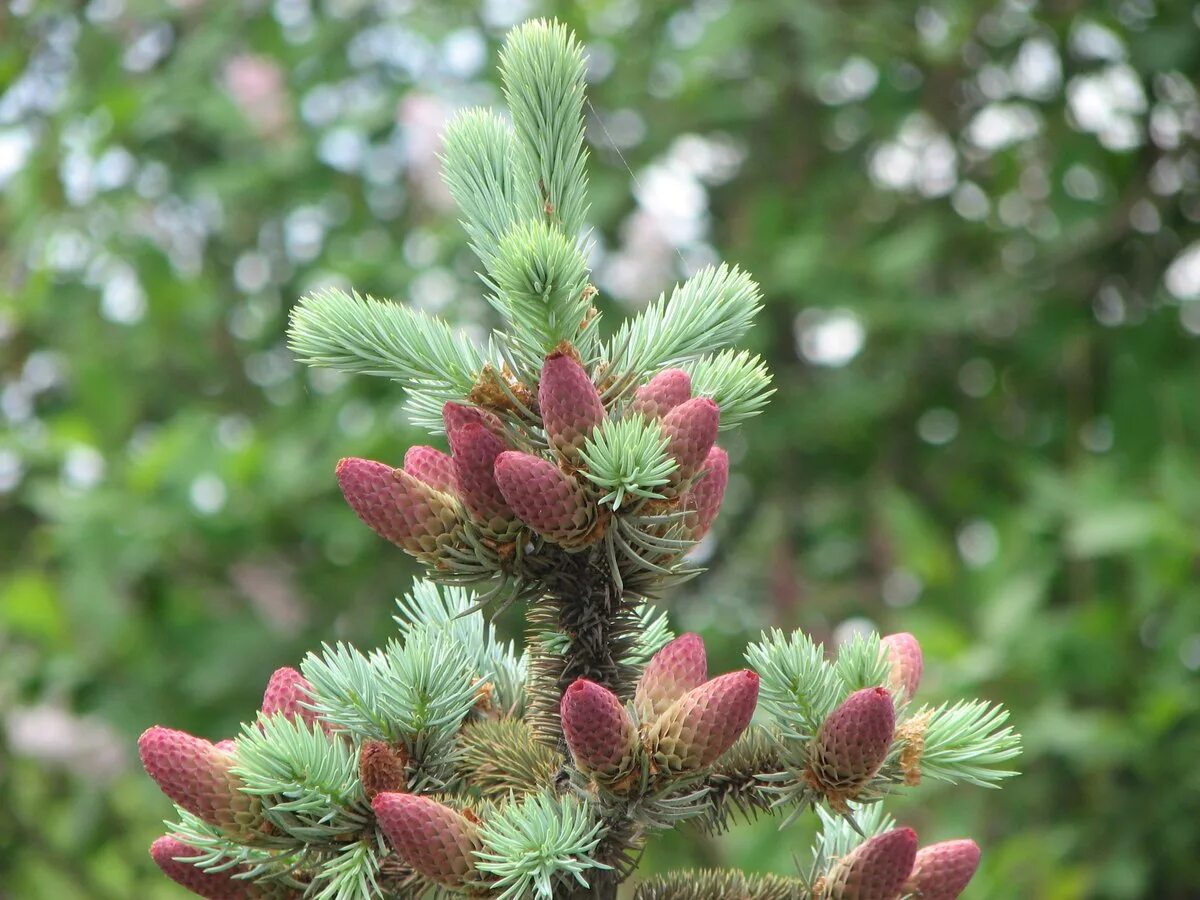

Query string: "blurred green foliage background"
[[2, 0, 1199, 897]]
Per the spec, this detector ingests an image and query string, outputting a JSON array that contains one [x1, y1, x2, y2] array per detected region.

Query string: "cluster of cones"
[[816, 827, 982, 900], [336, 351, 729, 566]]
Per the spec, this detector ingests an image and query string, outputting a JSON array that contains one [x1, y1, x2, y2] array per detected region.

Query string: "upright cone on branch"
[[808, 687, 896, 800], [904, 839, 981, 900], [403, 445, 456, 494], [260, 667, 327, 732], [648, 669, 759, 773], [372, 792, 482, 887], [821, 827, 918, 900], [661, 398, 720, 480], [336, 458, 461, 556], [448, 422, 515, 529], [635, 633, 708, 725], [138, 727, 263, 837], [560, 678, 638, 779], [880, 633, 923, 700], [539, 351, 605, 459], [630, 368, 692, 420], [150, 837, 296, 899], [683, 446, 729, 540], [493, 451, 593, 544], [359, 740, 409, 800]]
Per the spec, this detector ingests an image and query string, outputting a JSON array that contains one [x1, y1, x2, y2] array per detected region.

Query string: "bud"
[[661, 398, 720, 480], [261, 667, 326, 732], [822, 827, 918, 900], [683, 447, 729, 540], [560, 679, 638, 779], [138, 727, 262, 837], [151, 836, 295, 899], [359, 740, 409, 800], [373, 792, 481, 887], [809, 688, 895, 796], [493, 451, 592, 544], [880, 633, 923, 700], [648, 670, 759, 773], [442, 401, 503, 439], [634, 633, 708, 725], [336, 458, 460, 557], [404, 445, 455, 494], [630, 369, 692, 420], [904, 839, 981, 900], [539, 352, 605, 459], [448, 422, 514, 528]]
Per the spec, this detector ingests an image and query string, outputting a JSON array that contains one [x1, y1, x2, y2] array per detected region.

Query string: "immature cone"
[[493, 451, 593, 544], [403, 445, 455, 494], [904, 840, 981, 900], [683, 446, 729, 540], [661, 397, 720, 480], [138, 727, 262, 837], [373, 792, 481, 887], [359, 740, 409, 800], [880, 633, 923, 700], [539, 351, 605, 459], [560, 678, 638, 779], [634, 633, 708, 725], [261, 667, 326, 732], [822, 827, 918, 900], [809, 687, 896, 797], [448, 422, 514, 528], [648, 670, 759, 773], [336, 458, 460, 556], [630, 368, 691, 420], [151, 837, 295, 899]]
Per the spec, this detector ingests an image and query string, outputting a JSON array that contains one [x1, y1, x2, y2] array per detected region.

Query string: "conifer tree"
[[139, 20, 1020, 899]]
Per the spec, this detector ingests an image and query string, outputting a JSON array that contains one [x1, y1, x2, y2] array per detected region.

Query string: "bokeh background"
[[3, 0, 1200, 897]]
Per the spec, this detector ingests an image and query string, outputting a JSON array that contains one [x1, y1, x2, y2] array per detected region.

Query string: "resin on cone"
[[260, 667, 326, 732], [493, 451, 593, 544], [359, 740, 409, 800], [809, 687, 895, 798], [448, 422, 514, 529], [880, 633, 923, 700], [335, 458, 461, 556], [539, 352, 605, 459], [372, 792, 481, 887], [904, 839, 981, 900], [403, 445, 455, 494], [822, 827, 918, 900], [560, 678, 638, 779], [634, 633, 708, 725], [682, 446, 729, 540], [660, 397, 720, 480], [151, 836, 296, 899], [630, 369, 691, 420], [138, 727, 262, 837], [648, 670, 759, 773]]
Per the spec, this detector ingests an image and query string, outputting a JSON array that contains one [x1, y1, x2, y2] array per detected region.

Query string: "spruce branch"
[[605, 265, 763, 389], [745, 629, 842, 740], [633, 870, 806, 900], [579, 415, 678, 508], [499, 19, 590, 237], [457, 719, 561, 799], [832, 632, 892, 696], [682, 350, 774, 430], [906, 700, 1022, 787]]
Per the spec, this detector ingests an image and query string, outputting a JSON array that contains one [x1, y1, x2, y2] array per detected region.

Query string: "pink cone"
[[151, 836, 295, 898], [373, 792, 481, 887], [648, 670, 759, 773], [904, 840, 981, 900], [261, 667, 327, 733], [635, 633, 708, 725], [824, 827, 918, 900], [561, 679, 638, 777], [442, 401, 503, 439], [683, 446, 729, 540], [539, 352, 605, 459], [810, 687, 895, 793], [661, 397, 720, 480], [630, 369, 691, 420], [493, 451, 592, 543], [403, 445, 455, 494], [448, 422, 514, 527], [880, 633, 923, 700], [336, 458, 460, 556], [138, 727, 261, 836]]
